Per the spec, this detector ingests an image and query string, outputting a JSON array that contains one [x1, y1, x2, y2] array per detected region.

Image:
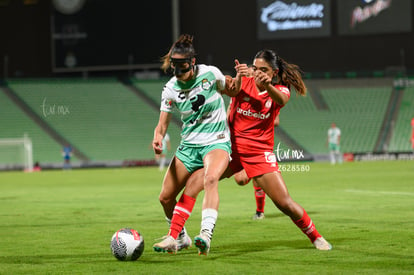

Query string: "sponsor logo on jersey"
[[163, 98, 173, 107], [177, 86, 207, 101], [237, 107, 271, 120]]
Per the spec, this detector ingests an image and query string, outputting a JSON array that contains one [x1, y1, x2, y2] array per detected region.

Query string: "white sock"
[[201, 208, 218, 239], [159, 157, 166, 170], [330, 151, 335, 164]]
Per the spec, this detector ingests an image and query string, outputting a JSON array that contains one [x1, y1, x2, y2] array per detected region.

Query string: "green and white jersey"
[[160, 64, 230, 147], [328, 127, 341, 145]]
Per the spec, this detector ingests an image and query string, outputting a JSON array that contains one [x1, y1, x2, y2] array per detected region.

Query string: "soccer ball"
[[110, 228, 144, 261]]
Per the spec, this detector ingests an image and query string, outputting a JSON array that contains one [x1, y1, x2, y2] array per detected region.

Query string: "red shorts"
[[229, 150, 280, 179]]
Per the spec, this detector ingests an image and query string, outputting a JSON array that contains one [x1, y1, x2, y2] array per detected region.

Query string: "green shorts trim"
[[329, 143, 340, 152], [175, 142, 231, 173]]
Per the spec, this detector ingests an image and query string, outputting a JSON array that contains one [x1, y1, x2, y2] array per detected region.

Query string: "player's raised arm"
[[222, 59, 250, 97]]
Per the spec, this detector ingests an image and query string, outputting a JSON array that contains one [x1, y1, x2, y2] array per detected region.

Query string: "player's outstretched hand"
[[234, 59, 249, 77]]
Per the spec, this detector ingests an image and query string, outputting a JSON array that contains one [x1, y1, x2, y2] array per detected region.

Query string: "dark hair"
[[254, 49, 306, 96], [161, 34, 196, 73]]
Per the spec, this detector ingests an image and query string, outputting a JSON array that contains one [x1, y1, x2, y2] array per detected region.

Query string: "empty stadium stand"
[[388, 86, 414, 152], [5, 78, 180, 165], [0, 87, 63, 164], [1, 76, 412, 169], [279, 78, 394, 154]]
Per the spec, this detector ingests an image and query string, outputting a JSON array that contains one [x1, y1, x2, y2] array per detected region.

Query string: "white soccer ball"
[[110, 228, 144, 261]]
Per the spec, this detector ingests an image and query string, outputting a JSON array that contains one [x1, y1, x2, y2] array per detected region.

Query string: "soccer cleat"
[[194, 232, 211, 256], [313, 237, 332, 251], [177, 232, 192, 251], [153, 235, 178, 254], [252, 212, 265, 220]]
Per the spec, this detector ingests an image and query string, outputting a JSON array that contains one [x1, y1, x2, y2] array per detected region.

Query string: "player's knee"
[[236, 178, 249, 186], [204, 174, 219, 189], [234, 171, 250, 186], [158, 194, 174, 207]]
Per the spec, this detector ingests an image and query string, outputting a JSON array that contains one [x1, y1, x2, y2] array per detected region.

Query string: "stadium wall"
[[0, 0, 413, 77]]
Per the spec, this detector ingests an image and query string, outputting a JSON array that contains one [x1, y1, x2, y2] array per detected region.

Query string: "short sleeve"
[[209, 65, 226, 91], [276, 85, 291, 98], [160, 85, 174, 113]]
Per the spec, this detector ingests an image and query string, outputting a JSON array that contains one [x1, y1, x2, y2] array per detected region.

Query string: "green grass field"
[[0, 161, 413, 274]]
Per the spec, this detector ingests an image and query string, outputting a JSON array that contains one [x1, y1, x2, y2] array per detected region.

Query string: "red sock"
[[168, 194, 196, 239], [254, 186, 265, 213], [292, 209, 321, 243]]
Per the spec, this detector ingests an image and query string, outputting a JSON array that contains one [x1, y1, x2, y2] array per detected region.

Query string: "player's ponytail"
[[276, 56, 306, 96]]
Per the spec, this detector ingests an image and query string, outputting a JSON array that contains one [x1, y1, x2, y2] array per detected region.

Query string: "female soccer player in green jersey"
[[152, 34, 242, 255]]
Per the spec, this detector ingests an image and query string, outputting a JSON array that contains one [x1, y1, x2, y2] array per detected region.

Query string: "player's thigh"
[[202, 142, 231, 180], [160, 156, 191, 199]]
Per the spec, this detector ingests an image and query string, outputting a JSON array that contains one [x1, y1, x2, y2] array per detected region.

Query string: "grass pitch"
[[0, 161, 413, 274]]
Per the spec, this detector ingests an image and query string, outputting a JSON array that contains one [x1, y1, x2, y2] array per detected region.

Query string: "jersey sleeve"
[[210, 65, 226, 91], [160, 84, 174, 113], [275, 85, 291, 98]]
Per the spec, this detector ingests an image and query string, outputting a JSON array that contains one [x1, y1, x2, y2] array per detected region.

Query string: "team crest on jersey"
[[264, 152, 277, 167], [265, 99, 272, 109], [201, 79, 211, 90]]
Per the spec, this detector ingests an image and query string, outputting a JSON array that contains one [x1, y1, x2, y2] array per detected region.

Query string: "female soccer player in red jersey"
[[231, 50, 331, 251], [229, 65, 281, 220], [232, 111, 280, 220], [163, 49, 332, 255]]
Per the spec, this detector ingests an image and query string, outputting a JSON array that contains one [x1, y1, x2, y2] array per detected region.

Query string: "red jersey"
[[228, 77, 290, 153]]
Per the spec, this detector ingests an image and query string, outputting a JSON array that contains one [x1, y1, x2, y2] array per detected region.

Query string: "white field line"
[[345, 189, 414, 196]]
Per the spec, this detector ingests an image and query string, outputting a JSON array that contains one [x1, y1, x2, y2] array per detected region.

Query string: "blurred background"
[[0, 0, 413, 170]]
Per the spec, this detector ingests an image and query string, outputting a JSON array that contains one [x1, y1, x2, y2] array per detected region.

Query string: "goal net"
[[0, 134, 33, 171]]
